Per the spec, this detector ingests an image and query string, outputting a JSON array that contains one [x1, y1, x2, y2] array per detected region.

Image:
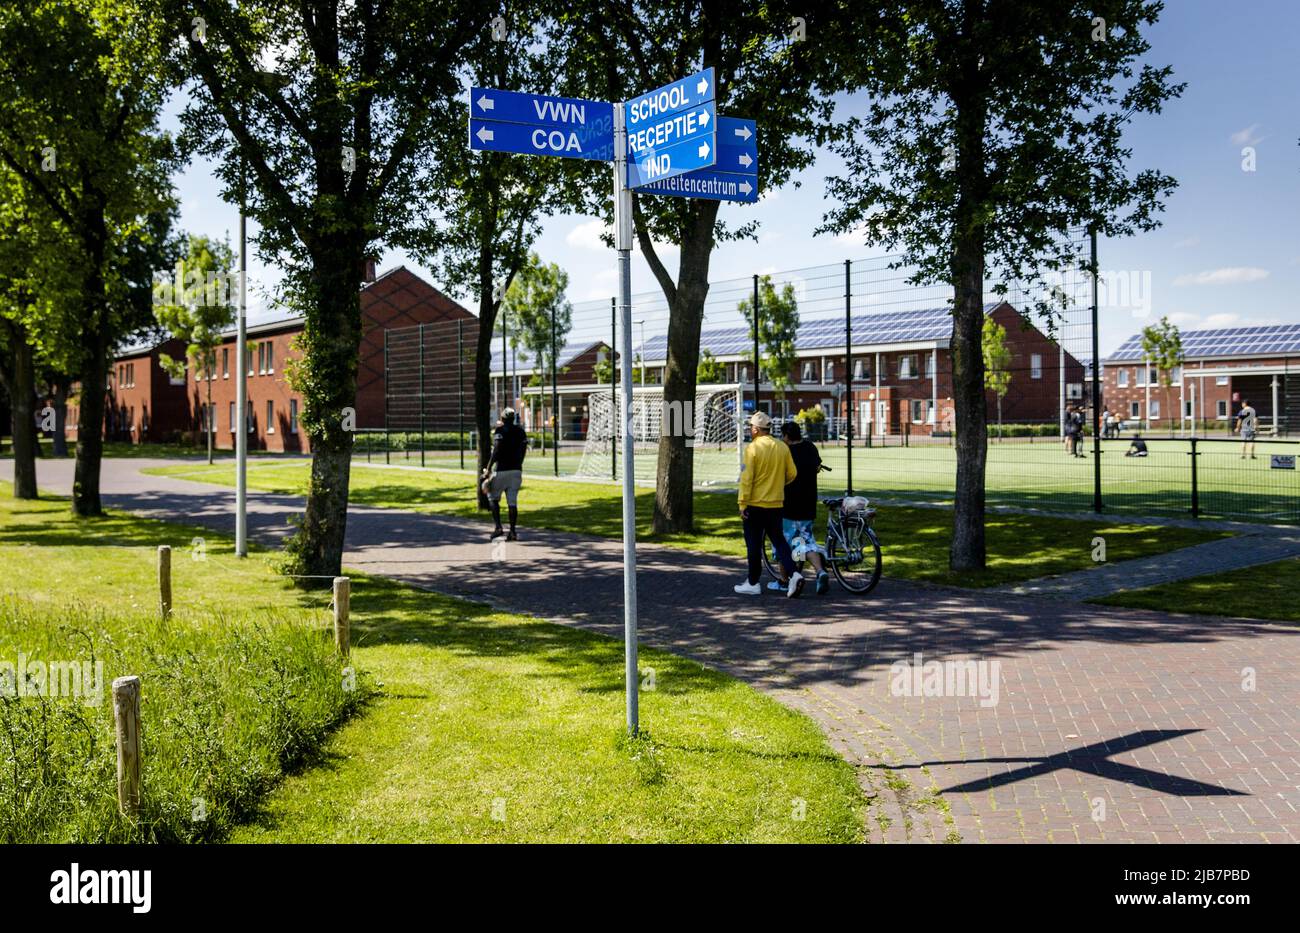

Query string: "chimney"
[[361, 257, 377, 284]]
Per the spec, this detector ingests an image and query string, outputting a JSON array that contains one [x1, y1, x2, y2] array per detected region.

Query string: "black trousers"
[[743, 505, 796, 586]]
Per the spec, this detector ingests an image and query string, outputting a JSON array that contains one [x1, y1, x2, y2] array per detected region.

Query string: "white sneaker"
[[734, 580, 762, 596], [786, 571, 805, 598]]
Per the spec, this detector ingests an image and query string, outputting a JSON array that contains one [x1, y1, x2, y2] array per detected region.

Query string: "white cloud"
[[1172, 267, 1269, 287], [1229, 124, 1264, 146], [582, 268, 618, 300], [566, 218, 611, 251]]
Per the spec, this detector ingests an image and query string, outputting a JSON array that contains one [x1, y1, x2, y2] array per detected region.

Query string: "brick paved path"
[[14, 458, 1300, 843]]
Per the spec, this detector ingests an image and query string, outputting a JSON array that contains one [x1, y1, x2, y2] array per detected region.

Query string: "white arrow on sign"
[[738, 153, 753, 167], [734, 125, 752, 141], [476, 125, 494, 143], [697, 76, 708, 95], [477, 94, 493, 111], [699, 110, 710, 127], [739, 180, 753, 195], [698, 141, 710, 159]]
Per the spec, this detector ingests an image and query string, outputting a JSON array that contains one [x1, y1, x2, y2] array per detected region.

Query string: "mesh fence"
[[365, 232, 1299, 526]]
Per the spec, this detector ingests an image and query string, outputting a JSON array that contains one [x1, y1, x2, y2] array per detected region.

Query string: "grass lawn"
[[146, 459, 1230, 588], [1091, 556, 1300, 624], [0, 483, 866, 842]]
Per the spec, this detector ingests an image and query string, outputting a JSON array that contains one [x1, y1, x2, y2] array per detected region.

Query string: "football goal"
[[575, 383, 745, 487]]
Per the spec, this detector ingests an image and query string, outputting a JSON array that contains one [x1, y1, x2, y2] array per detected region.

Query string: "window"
[[247, 401, 255, 432], [1130, 401, 1140, 418], [926, 353, 936, 379], [257, 343, 266, 375], [289, 399, 299, 435], [1170, 365, 1182, 386], [1217, 400, 1229, 419], [1030, 354, 1043, 380], [852, 359, 867, 381], [1150, 399, 1161, 419], [1117, 369, 1129, 388], [899, 355, 918, 379], [265, 341, 274, 373], [246, 346, 254, 376], [801, 362, 814, 383], [229, 402, 236, 433], [1184, 400, 1193, 417], [910, 399, 934, 423], [823, 360, 834, 383], [266, 400, 275, 433], [1216, 375, 1228, 386], [739, 365, 749, 383]]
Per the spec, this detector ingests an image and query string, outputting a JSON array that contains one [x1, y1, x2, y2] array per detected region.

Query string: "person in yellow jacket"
[[735, 411, 804, 597]]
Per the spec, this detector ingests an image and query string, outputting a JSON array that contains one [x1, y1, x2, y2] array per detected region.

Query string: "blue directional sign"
[[636, 169, 758, 203], [626, 68, 716, 187], [468, 87, 615, 161], [638, 116, 759, 202]]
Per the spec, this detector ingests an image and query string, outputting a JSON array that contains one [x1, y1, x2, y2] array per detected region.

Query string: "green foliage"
[[153, 235, 237, 376], [1140, 315, 1183, 388], [982, 321, 1013, 400], [738, 276, 800, 398], [697, 349, 724, 384], [795, 406, 826, 425], [499, 252, 573, 379]]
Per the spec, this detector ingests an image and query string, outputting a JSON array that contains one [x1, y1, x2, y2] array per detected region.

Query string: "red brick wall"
[[99, 339, 191, 444], [1101, 356, 1292, 429]]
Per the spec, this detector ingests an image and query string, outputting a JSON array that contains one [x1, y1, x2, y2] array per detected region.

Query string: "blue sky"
[[168, 0, 1299, 356]]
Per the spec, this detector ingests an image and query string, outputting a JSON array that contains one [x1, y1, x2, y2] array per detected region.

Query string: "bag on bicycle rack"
[[840, 495, 870, 515]]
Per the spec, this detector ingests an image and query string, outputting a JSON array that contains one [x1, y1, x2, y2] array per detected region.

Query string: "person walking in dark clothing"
[[483, 408, 527, 540]]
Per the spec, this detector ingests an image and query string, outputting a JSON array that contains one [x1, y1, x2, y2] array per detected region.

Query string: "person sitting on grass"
[[734, 411, 803, 598], [1125, 432, 1148, 458], [482, 408, 527, 541], [766, 420, 830, 595]]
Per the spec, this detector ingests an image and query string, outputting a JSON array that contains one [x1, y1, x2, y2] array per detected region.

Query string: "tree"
[[822, 1, 1182, 571], [412, 3, 568, 509], [557, 1, 848, 533], [738, 275, 799, 401], [1140, 315, 1182, 433], [697, 349, 724, 384], [165, 0, 478, 572], [502, 253, 573, 388], [982, 320, 1012, 438], [0, 0, 179, 515], [153, 234, 237, 464]]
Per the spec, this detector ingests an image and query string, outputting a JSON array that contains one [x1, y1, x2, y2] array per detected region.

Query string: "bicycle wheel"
[[762, 541, 804, 582], [829, 517, 882, 594]]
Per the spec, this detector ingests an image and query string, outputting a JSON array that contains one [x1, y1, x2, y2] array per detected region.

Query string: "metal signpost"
[[468, 73, 759, 736]]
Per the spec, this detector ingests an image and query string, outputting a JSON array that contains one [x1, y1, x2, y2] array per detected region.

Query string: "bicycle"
[[762, 471, 883, 595]]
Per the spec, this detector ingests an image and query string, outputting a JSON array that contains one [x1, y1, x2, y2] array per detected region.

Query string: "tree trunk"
[[948, 48, 988, 573], [206, 352, 214, 465], [651, 204, 719, 535], [73, 317, 108, 516], [1, 319, 38, 499], [293, 241, 363, 578], [473, 278, 499, 512]]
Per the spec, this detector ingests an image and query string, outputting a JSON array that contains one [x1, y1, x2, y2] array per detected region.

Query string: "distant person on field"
[[1125, 432, 1148, 457], [769, 420, 831, 596], [1064, 404, 1084, 457], [483, 408, 527, 540], [1235, 400, 1258, 460], [735, 411, 803, 598]]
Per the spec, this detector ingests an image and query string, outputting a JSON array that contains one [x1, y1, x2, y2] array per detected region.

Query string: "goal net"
[[575, 384, 744, 487]]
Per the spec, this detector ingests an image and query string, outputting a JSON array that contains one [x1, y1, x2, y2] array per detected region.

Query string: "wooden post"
[[157, 545, 172, 620], [333, 576, 350, 656], [113, 676, 141, 817]]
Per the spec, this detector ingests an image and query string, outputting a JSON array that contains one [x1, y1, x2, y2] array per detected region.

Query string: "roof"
[[636, 303, 1000, 364], [1107, 322, 1300, 363], [490, 339, 606, 376]]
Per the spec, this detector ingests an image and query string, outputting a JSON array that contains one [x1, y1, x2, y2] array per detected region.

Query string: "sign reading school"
[[624, 67, 717, 187]]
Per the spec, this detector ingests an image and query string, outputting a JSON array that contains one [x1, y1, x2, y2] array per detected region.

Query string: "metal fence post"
[[458, 318, 465, 470], [845, 259, 854, 495], [419, 322, 426, 468], [611, 296, 617, 480], [1090, 226, 1103, 513], [752, 274, 761, 415], [552, 301, 559, 477], [1190, 435, 1200, 518], [383, 330, 390, 465]]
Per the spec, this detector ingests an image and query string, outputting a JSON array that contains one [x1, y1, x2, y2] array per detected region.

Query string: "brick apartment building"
[[630, 301, 1082, 436], [492, 340, 613, 438], [67, 266, 474, 451], [1103, 322, 1300, 434]]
